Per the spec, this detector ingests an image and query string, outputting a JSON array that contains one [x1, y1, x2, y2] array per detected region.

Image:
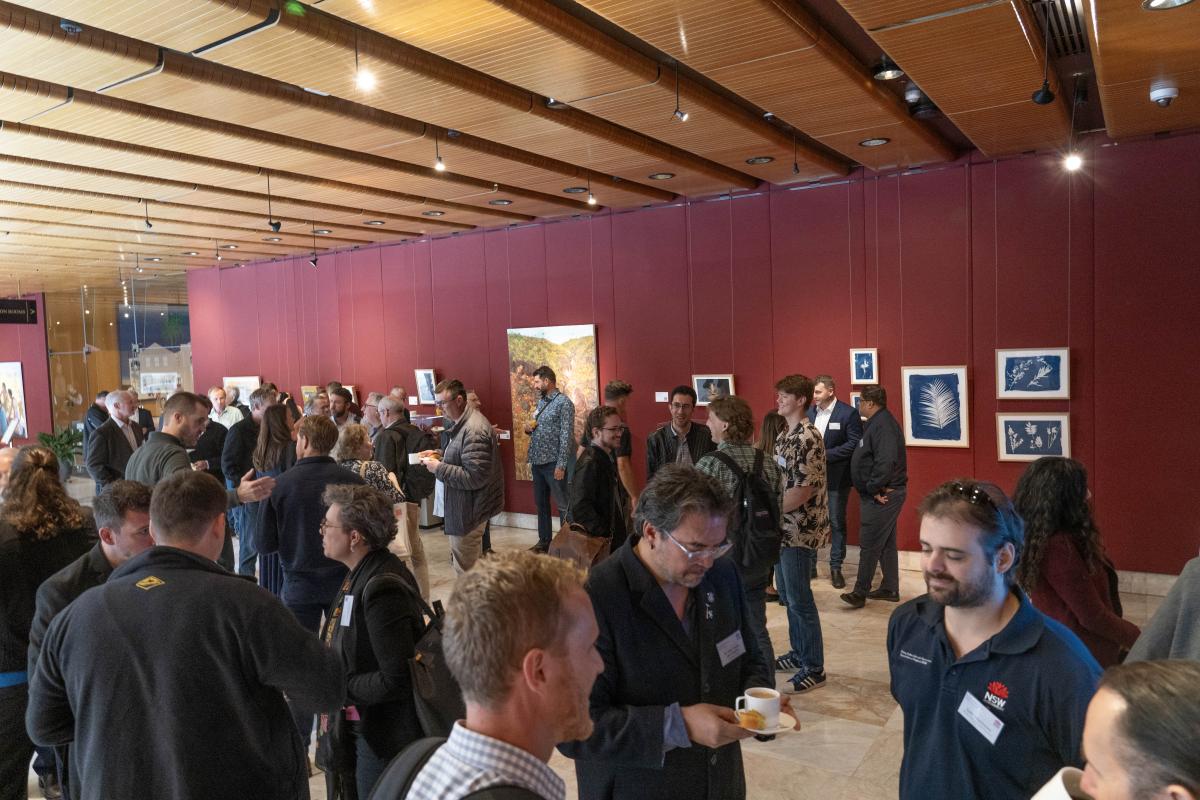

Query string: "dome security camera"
[[1150, 81, 1179, 107]]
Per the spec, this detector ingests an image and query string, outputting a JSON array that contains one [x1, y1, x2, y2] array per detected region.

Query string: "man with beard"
[[887, 479, 1100, 800], [404, 551, 602, 800], [645, 385, 715, 480], [558, 466, 785, 800], [525, 366, 575, 554]]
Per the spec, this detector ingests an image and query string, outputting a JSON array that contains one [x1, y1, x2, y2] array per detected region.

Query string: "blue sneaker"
[[786, 670, 827, 694]]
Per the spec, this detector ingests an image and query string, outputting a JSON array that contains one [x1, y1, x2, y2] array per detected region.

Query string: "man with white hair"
[[362, 391, 385, 439], [85, 389, 143, 491], [208, 386, 242, 429]]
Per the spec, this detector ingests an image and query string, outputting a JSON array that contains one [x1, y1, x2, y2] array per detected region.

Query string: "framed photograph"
[[997, 413, 1070, 461], [223, 376, 261, 404], [299, 385, 321, 406], [850, 348, 878, 384], [414, 369, 438, 405], [996, 348, 1069, 399], [0, 361, 29, 440], [692, 374, 735, 406], [901, 366, 969, 448]]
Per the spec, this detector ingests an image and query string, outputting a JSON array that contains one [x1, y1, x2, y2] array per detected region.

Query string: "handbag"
[[315, 708, 356, 795], [549, 522, 611, 571]]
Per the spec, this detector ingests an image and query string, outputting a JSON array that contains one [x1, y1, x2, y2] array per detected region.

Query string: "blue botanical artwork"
[[850, 348, 878, 384], [997, 414, 1071, 461], [995, 348, 1070, 399], [902, 366, 970, 447]]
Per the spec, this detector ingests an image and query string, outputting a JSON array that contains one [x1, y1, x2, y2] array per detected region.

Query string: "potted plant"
[[38, 427, 83, 482]]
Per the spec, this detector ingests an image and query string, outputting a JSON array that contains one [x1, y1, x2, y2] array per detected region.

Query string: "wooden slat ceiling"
[[0, 0, 1184, 295]]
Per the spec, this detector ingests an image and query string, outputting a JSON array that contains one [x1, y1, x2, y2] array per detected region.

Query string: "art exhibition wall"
[[0, 294, 51, 445], [187, 131, 1200, 575]]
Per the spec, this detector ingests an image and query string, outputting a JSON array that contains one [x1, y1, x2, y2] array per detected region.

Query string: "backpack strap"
[[710, 449, 746, 479], [366, 736, 445, 800], [462, 786, 543, 800]]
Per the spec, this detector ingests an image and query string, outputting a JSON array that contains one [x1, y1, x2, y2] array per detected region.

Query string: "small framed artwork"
[[299, 385, 321, 406], [692, 374, 734, 406], [343, 385, 358, 404], [996, 348, 1069, 399], [901, 366, 969, 448], [223, 376, 261, 403], [414, 369, 438, 405], [850, 391, 864, 418], [850, 348, 878, 384], [997, 413, 1070, 461]]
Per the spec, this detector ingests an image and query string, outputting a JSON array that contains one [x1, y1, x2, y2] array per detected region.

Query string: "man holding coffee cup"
[[559, 465, 796, 800]]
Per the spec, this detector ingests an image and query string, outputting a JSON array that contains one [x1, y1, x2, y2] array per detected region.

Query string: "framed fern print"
[[996, 413, 1070, 461], [901, 366, 970, 448], [995, 348, 1069, 400]]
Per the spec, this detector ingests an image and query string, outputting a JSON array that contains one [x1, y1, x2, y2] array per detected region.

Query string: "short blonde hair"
[[333, 423, 371, 462], [445, 551, 587, 707]]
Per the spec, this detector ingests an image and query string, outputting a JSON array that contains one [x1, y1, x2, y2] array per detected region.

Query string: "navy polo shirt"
[[887, 588, 1100, 800]]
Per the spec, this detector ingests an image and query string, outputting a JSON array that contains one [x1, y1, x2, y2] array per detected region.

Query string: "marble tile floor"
[[27, 521, 1163, 800]]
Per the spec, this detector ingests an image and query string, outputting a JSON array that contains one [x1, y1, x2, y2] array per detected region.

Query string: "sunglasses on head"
[[947, 481, 1000, 510]]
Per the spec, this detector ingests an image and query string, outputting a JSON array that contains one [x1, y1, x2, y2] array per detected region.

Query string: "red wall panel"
[[0, 294, 51, 443], [187, 132, 1200, 574]]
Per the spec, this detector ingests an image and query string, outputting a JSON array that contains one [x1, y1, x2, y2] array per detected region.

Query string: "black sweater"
[[221, 417, 260, 487], [850, 407, 908, 496]]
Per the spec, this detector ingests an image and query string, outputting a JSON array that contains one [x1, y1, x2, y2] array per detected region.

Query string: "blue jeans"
[[775, 547, 824, 675], [531, 461, 568, 545], [354, 725, 391, 799], [827, 486, 850, 570]]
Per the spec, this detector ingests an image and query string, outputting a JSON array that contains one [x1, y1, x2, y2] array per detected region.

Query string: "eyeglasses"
[[601, 425, 626, 432], [662, 528, 733, 562], [947, 482, 999, 510], [364, 403, 377, 409], [669, 402, 694, 411], [318, 520, 347, 534]]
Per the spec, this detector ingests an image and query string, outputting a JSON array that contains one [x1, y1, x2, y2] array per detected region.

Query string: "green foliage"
[[37, 427, 82, 467]]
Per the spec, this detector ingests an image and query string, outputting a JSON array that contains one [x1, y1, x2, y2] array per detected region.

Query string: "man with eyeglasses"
[[888, 478, 1100, 800], [569, 405, 632, 550], [645, 385, 715, 480], [559, 465, 788, 800]]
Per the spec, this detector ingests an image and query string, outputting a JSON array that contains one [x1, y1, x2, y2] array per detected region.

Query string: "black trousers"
[[853, 488, 906, 595], [739, 563, 774, 670], [0, 683, 33, 800]]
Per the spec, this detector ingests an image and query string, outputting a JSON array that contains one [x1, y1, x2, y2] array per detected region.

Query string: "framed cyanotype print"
[[850, 348, 878, 384], [901, 366, 969, 448], [996, 413, 1070, 461], [996, 348, 1069, 400], [692, 375, 735, 406]]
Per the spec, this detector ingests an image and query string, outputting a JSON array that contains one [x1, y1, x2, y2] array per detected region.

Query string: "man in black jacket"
[[80, 391, 108, 459], [559, 465, 785, 800], [375, 396, 434, 565], [222, 386, 277, 576], [645, 385, 714, 479], [569, 405, 630, 550], [27, 470, 343, 800], [842, 384, 907, 609], [85, 390, 143, 492]]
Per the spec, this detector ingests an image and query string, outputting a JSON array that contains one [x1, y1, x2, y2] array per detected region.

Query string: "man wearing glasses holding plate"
[[559, 465, 794, 800]]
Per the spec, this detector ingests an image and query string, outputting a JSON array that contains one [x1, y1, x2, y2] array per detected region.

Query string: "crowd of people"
[[0, 369, 1197, 800]]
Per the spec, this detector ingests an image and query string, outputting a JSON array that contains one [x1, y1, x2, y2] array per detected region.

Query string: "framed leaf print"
[[996, 413, 1070, 461], [996, 348, 1070, 400], [901, 366, 969, 448]]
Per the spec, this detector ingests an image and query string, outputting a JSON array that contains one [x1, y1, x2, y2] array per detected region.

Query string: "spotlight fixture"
[[422, 210, 445, 217], [792, 136, 800, 176], [143, 201, 152, 230], [314, 229, 332, 235], [1062, 75, 1086, 173], [1143, 0, 1194, 8], [1031, 4, 1056, 105], [648, 172, 676, 180], [135, 254, 144, 273], [545, 97, 569, 110], [672, 63, 689, 122], [266, 173, 282, 231], [214, 241, 222, 262], [354, 32, 375, 91], [859, 137, 890, 147], [309, 256, 319, 268], [904, 82, 923, 105], [744, 157, 773, 166], [264, 236, 282, 242], [488, 199, 513, 206], [562, 186, 588, 194], [587, 178, 596, 206], [872, 56, 904, 81], [59, 19, 83, 35], [1063, 153, 1082, 171], [220, 244, 238, 250], [364, 220, 385, 225], [434, 133, 446, 172], [310, 221, 319, 268]]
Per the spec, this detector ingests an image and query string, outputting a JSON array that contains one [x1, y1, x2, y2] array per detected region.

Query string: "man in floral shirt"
[[526, 366, 576, 553], [773, 374, 831, 694]]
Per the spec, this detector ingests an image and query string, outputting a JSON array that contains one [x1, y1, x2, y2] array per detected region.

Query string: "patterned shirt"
[[774, 419, 831, 550], [526, 390, 575, 469], [695, 441, 783, 519], [407, 721, 566, 800]]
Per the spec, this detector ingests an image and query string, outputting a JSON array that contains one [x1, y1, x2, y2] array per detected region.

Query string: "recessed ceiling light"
[[182, 251, 199, 256], [648, 172, 675, 180], [422, 210, 446, 217], [873, 56, 904, 81], [264, 236, 282, 242], [145, 257, 162, 262], [563, 186, 588, 194], [1143, 0, 1194, 8], [545, 97, 569, 110], [220, 244, 238, 250], [314, 229, 332, 234], [745, 156, 774, 165], [364, 220, 385, 225], [488, 199, 513, 206], [859, 137, 891, 147]]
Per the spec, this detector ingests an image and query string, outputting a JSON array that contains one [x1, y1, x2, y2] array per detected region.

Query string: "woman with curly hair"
[[1013, 456, 1139, 666], [0, 446, 95, 797]]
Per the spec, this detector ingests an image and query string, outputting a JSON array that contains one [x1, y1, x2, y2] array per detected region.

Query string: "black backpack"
[[711, 450, 782, 573], [398, 424, 437, 502], [367, 736, 540, 800]]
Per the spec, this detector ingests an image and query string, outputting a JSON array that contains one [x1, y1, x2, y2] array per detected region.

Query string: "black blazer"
[[850, 407, 907, 496], [645, 423, 715, 480], [569, 445, 629, 549], [191, 418, 227, 484], [327, 549, 424, 759], [559, 540, 771, 800], [85, 418, 143, 489], [81, 405, 109, 457], [27, 543, 113, 673], [807, 400, 864, 490], [134, 407, 154, 440]]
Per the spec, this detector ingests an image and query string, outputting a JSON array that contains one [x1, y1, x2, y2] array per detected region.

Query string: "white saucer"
[[746, 711, 797, 736]]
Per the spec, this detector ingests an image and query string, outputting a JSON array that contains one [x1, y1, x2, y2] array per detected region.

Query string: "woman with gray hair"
[[318, 483, 424, 799]]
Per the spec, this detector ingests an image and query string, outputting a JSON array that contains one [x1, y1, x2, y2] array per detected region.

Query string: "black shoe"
[[38, 774, 62, 800], [785, 670, 827, 694], [840, 591, 866, 608], [529, 543, 549, 554], [830, 568, 845, 589], [867, 589, 900, 602]]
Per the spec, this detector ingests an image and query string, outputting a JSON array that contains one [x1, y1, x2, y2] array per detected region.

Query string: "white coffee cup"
[[408, 453, 422, 465], [1031, 767, 1093, 800], [735, 687, 780, 730]]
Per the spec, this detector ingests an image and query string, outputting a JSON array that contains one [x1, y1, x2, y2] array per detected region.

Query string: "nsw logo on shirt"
[[983, 680, 1009, 711]]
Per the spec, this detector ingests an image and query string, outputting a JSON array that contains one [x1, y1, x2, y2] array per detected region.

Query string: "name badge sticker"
[[829, 422, 842, 430], [716, 630, 746, 667], [958, 691, 1004, 744], [340, 596, 355, 627], [774, 454, 786, 469]]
